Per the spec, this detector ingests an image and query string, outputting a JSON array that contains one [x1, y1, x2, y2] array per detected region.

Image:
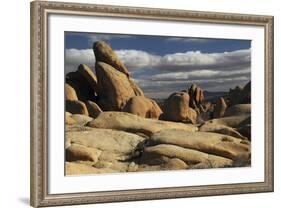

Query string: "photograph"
[[30, 1, 273, 206], [64, 32, 252, 175]]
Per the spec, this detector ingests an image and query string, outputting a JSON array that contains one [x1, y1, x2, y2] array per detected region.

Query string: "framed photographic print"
[[30, 1, 274, 207]]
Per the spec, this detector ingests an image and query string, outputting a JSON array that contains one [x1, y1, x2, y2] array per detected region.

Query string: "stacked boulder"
[[65, 64, 101, 119], [66, 64, 99, 102], [93, 41, 162, 119], [200, 81, 251, 140], [65, 41, 162, 120]]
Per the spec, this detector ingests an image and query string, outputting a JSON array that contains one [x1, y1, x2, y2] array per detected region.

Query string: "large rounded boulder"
[[65, 83, 78, 101], [161, 92, 197, 124], [95, 62, 136, 111], [122, 96, 162, 119]]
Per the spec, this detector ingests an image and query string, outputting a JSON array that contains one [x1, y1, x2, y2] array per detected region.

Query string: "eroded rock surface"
[[87, 111, 197, 136]]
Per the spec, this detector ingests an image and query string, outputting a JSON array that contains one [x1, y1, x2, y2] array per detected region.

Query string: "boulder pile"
[[65, 41, 252, 175]]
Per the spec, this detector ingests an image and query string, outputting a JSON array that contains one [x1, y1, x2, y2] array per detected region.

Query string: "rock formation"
[[85, 101, 102, 118], [65, 100, 88, 116], [161, 92, 197, 124], [151, 129, 250, 162], [87, 111, 197, 136], [122, 96, 162, 119], [64, 40, 252, 175], [93, 41, 129, 76], [199, 123, 247, 140], [213, 97, 227, 118], [95, 62, 137, 110], [188, 83, 204, 109], [93, 41, 145, 111], [223, 104, 251, 117], [65, 83, 78, 101], [229, 81, 251, 105], [66, 64, 98, 101]]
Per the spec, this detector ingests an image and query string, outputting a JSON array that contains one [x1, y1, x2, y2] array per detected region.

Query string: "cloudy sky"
[[65, 32, 251, 99]]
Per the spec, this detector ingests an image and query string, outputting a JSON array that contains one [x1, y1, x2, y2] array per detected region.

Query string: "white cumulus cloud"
[[65, 47, 251, 97]]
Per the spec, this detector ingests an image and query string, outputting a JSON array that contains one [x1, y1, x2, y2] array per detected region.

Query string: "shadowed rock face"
[[77, 64, 99, 94], [223, 104, 251, 117], [229, 81, 251, 106], [66, 64, 98, 102], [161, 92, 197, 124], [85, 101, 102, 118], [66, 100, 89, 116], [93, 41, 129, 76]]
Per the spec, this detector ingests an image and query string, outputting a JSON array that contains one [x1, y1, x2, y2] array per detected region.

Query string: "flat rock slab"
[[67, 128, 146, 155], [66, 162, 115, 175], [204, 115, 250, 128], [143, 144, 233, 168], [199, 123, 248, 140], [151, 129, 251, 163], [87, 111, 197, 136]]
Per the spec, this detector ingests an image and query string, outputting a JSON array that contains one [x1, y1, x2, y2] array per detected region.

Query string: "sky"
[[65, 32, 251, 99]]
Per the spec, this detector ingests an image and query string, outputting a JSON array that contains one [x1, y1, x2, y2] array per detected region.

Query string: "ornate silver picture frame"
[[30, 1, 273, 207]]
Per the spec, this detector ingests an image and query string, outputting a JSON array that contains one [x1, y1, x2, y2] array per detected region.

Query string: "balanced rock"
[[66, 64, 98, 101], [161, 92, 197, 124], [66, 100, 88, 115], [122, 96, 162, 119], [151, 129, 251, 162], [95, 62, 136, 110], [213, 97, 227, 118], [93, 41, 129, 76], [85, 100, 102, 118], [87, 111, 197, 136], [65, 83, 78, 101]]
